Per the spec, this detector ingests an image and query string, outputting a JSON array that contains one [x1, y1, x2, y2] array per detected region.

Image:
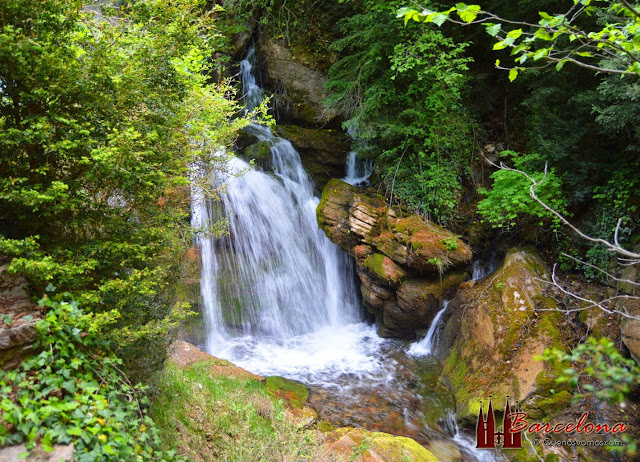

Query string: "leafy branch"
[[398, 0, 640, 79]]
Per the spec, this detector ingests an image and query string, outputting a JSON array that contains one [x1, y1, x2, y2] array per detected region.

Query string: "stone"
[[324, 427, 438, 462], [316, 182, 473, 339], [363, 253, 406, 287], [622, 319, 640, 363], [0, 259, 42, 368], [265, 376, 309, 409], [437, 247, 565, 423], [284, 406, 317, 429], [0, 444, 74, 461], [169, 340, 263, 381], [276, 125, 350, 188], [243, 140, 273, 171], [256, 37, 339, 127]]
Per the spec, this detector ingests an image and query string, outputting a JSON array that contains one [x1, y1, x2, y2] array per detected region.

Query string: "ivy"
[[0, 296, 182, 461]]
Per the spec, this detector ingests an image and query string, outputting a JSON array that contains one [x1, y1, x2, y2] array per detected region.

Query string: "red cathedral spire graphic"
[[476, 396, 523, 449]]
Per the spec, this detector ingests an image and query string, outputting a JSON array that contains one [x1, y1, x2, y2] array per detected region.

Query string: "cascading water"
[[343, 151, 374, 186], [408, 300, 450, 356], [192, 46, 503, 462]]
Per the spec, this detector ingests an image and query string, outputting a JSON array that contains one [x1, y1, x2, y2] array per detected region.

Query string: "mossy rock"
[[438, 247, 571, 423], [265, 376, 309, 409], [243, 140, 273, 171], [363, 253, 406, 287], [325, 427, 438, 462]]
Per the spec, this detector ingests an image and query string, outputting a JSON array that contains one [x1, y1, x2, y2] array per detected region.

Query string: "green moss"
[[265, 376, 309, 409], [535, 390, 572, 418]]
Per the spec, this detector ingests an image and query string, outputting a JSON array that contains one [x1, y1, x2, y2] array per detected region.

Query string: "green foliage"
[[478, 151, 567, 228], [0, 296, 180, 461], [326, 0, 474, 222], [398, 0, 640, 77], [0, 0, 248, 379], [441, 235, 460, 251], [540, 337, 640, 455]]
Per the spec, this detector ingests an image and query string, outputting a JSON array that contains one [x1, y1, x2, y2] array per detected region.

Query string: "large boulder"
[[437, 248, 568, 423], [256, 36, 339, 127], [324, 427, 438, 462], [317, 179, 471, 338]]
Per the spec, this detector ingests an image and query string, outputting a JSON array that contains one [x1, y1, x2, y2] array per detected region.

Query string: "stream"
[[190, 46, 504, 462]]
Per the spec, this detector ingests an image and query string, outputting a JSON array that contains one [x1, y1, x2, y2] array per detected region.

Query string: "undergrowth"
[[151, 362, 341, 462]]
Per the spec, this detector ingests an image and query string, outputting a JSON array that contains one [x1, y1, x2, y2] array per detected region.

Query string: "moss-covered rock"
[[256, 36, 339, 127], [316, 180, 473, 339], [438, 247, 568, 424], [265, 376, 309, 409], [363, 253, 407, 287], [243, 140, 273, 171], [324, 427, 438, 462]]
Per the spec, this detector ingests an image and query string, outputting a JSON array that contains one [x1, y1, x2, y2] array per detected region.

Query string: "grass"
[[151, 362, 343, 462]]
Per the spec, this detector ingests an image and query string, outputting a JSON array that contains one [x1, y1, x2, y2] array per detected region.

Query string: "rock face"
[[276, 125, 349, 188], [0, 443, 74, 462], [324, 427, 438, 462], [436, 248, 566, 423], [256, 36, 338, 127], [317, 179, 472, 338], [0, 258, 42, 368]]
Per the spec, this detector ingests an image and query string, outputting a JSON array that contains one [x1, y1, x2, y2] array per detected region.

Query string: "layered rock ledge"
[[316, 179, 472, 338]]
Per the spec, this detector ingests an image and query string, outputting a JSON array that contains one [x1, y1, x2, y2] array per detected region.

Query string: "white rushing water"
[[343, 151, 374, 186], [192, 46, 503, 462], [408, 300, 450, 356]]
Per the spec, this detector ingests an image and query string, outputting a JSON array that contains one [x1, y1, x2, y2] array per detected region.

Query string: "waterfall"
[[192, 47, 362, 353], [471, 250, 500, 281], [408, 300, 449, 356], [191, 46, 503, 462]]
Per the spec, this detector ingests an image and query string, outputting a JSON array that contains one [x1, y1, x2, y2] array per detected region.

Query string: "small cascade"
[[408, 300, 449, 356], [471, 250, 500, 281], [343, 151, 374, 186]]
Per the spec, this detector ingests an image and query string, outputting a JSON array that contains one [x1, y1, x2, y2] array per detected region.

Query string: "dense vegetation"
[[1, 0, 639, 458], [0, 0, 247, 379]]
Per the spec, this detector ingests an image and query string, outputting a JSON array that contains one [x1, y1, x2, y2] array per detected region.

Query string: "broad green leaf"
[[506, 28, 523, 40], [508, 68, 519, 81], [485, 23, 501, 36], [456, 4, 481, 22]]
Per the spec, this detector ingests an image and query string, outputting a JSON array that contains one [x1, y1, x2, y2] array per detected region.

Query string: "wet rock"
[[324, 427, 438, 462], [317, 181, 472, 338], [284, 406, 317, 428], [438, 247, 565, 423], [265, 376, 309, 409], [256, 37, 339, 126], [243, 140, 273, 171], [276, 125, 349, 188]]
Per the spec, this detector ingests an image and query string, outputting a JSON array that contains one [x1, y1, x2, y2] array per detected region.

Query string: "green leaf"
[[506, 28, 523, 40], [485, 23, 502, 37], [456, 4, 481, 22], [555, 60, 567, 71], [508, 68, 519, 82]]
